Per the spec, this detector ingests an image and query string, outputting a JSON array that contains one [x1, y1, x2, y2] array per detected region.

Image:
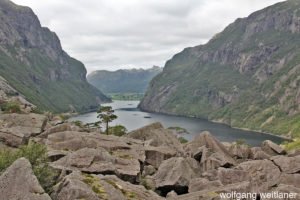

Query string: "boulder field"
[[0, 113, 299, 200]]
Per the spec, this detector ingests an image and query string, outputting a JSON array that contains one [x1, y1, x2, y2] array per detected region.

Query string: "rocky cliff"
[[0, 0, 110, 113], [140, 0, 300, 138], [87, 66, 162, 94]]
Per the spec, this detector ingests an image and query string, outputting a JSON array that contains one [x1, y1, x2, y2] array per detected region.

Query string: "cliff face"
[[87, 66, 162, 94], [0, 0, 110, 113], [140, 0, 300, 137]]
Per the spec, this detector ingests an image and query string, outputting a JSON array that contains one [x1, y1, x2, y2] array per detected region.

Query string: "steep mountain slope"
[[140, 0, 300, 138], [0, 0, 110, 113], [87, 66, 162, 94]]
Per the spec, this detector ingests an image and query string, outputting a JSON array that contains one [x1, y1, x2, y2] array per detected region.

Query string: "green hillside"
[[0, 0, 110, 113], [140, 0, 300, 138]]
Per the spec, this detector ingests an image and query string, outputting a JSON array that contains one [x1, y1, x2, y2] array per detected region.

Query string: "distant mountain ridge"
[[140, 0, 300, 138], [0, 0, 110, 113], [87, 66, 162, 94]]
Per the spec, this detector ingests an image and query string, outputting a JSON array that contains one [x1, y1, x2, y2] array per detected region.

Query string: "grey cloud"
[[12, 0, 284, 73]]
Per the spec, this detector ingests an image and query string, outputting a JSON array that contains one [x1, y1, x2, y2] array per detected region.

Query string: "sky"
[[12, 0, 285, 73]]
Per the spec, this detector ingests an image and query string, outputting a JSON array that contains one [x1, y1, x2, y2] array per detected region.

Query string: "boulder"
[[287, 149, 300, 157], [51, 147, 141, 183], [217, 167, 249, 185], [188, 178, 222, 193], [237, 159, 281, 192], [269, 184, 300, 200], [0, 158, 51, 200], [0, 113, 47, 147], [261, 140, 286, 155], [46, 131, 145, 162], [126, 122, 184, 155], [200, 152, 236, 171], [249, 147, 271, 160], [153, 157, 200, 196], [145, 146, 176, 169], [185, 132, 231, 156], [143, 165, 156, 176], [279, 173, 300, 188], [185, 132, 236, 167], [39, 123, 73, 138], [166, 190, 178, 199], [52, 172, 163, 200], [228, 143, 251, 159], [271, 155, 300, 174], [51, 147, 117, 175], [167, 181, 251, 200]]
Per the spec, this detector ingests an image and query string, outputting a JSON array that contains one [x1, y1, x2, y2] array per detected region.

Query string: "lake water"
[[70, 100, 286, 146]]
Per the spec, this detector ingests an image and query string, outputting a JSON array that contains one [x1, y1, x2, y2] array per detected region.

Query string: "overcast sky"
[[12, 0, 284, 73]]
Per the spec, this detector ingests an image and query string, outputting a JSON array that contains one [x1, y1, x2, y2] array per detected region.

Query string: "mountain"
[[87, 66, 162, 94], [0, 0, 110, 113], [140, 0, 300, 138]]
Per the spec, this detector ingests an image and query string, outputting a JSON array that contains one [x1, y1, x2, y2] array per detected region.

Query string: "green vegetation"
[[178, 137, 188, 144], [168, 126, 189, 134], [109, 93, 144, 101], [108, 125, 127, 136], [83, 174, 108, 199], [140, 0, 300, 138], [0, 6, 110, 114], [283, 139, 300, 151], [0, 101, 21, 113], [104, 179, 137, 199], [235, 139, 246, 146], [0, 142, 58, 193], [97, 106, 117, 135], [87, 66, 162, 95]]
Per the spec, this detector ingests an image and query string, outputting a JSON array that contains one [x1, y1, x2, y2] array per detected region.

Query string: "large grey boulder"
[[51, 147, 117, 174], [217, 167, 249, 185], [271, 155, 300, 174], [201, 151, 236, 171], [0, 158, 51, 200], [145, 146, 176, 169], [249, 147, 271, 160], [185, 132, 236, 168], [39, 123, 73, 139], [46, 131, 145, 162], [188, 178, 223, 193], [279, 173, 300, 188], [261, 140, 286, 155], [167, 181, 251, 200], [153, 157, 200, 196], [51, 147, 141, 183], [0, 113, 47, 147], [237, 159, 281, 192], [52, 172, 163, 200], [126, 122, 184, 155], [269, 184, 300, 200], [228, 143, 251, 159]]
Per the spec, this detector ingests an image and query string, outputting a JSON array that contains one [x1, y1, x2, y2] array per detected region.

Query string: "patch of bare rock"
[[0, 118, 299, 200]]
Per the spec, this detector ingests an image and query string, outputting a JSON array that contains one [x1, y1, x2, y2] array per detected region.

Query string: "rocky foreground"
[[0, 113, 299, 200]]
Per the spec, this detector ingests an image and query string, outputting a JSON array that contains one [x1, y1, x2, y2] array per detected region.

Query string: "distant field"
[[108, 93, 144, 101]]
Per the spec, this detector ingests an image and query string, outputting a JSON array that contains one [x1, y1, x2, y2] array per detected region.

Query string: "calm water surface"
[[70, 100, 285, 146]]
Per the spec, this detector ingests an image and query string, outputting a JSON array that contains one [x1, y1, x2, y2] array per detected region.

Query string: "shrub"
[[0, 101, 21, 113], [59, 114, 70, 121], [178, 137, 188, 144], [235, 139, 246, 146], [74, 120, 83, 127], [108, 125, 127, 136], [0, 142, 58, 193], [284, 139, 300, 151]]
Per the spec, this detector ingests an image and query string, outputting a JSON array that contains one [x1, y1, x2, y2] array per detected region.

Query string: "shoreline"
[[72, 100, 292, 142], [138, 105, 292, 142]]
